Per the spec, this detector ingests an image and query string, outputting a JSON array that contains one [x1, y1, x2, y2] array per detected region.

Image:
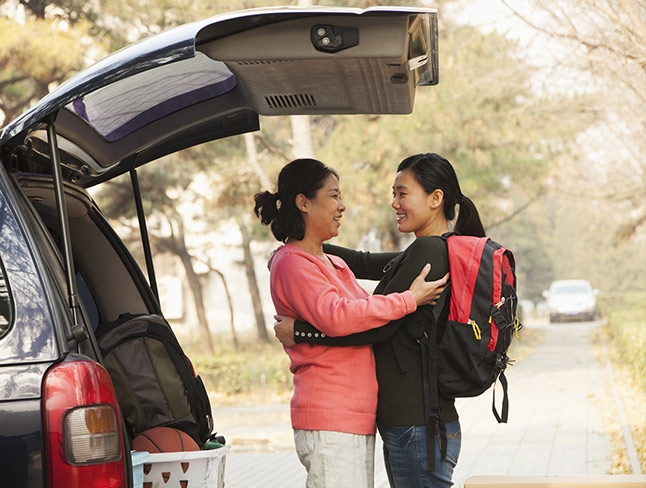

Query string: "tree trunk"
[[244, 132, 272, 189], [210, 267, 239, 350], [178, 250, 214, 354], [170, 220, 214, 355], [237, 216, 270, 342], [290, 115, 314, 158]]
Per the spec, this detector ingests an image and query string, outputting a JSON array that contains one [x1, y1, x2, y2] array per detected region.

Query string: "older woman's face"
[[302, 173, 345, 242]]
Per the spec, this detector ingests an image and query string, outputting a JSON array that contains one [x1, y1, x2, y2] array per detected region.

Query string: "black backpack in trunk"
[[96, 313, 214, 447]]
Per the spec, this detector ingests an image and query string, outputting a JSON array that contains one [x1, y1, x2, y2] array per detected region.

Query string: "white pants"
[[294, 429, 375, 488]]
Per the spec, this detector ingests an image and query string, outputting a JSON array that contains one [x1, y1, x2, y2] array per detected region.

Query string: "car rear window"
[[553, 283, 591, 294], [66, 52, 237, 142], [0, 188, 57, 362]]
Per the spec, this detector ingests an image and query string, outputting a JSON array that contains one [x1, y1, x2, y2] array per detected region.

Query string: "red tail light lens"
[[43, 358, 126, 488]]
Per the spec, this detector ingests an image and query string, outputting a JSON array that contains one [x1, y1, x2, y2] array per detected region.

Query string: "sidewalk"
[[452, 319, 612, 486], [216, 319, 617, 487]]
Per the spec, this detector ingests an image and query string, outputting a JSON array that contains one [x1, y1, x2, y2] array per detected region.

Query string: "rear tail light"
[[43, 358, 127, 488], [64, 405, 120, 463]]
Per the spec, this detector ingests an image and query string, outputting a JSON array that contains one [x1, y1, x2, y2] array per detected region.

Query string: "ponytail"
[[254, 191, 279, 226], [254, 190, 295, 242], [455, 195, 486, 237]]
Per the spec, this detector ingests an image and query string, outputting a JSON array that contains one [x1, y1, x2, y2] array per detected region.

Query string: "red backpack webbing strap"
[[490, 245, 505, 303]]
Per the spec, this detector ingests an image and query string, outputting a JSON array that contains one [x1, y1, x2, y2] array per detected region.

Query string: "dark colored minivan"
[[0, 6, 438, 486]]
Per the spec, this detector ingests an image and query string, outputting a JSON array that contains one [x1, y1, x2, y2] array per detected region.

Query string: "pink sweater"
[[270, 244, 417, 434]]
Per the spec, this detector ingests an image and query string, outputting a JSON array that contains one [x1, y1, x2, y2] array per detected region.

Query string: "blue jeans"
[[378, 420, 461, 488]]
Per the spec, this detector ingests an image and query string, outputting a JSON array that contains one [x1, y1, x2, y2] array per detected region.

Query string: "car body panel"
[[0, 364, 51, 402], [0, 400, 44, 488]]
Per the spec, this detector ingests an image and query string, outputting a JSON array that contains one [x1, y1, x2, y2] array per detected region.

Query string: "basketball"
[[133, 426, 200, 453]]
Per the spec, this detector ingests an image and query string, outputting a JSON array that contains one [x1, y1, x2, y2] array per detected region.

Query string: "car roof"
[[0, 6, 437, 188]]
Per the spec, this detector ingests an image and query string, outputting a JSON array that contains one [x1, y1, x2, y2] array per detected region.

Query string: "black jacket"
[[293, 236, 458, 426]]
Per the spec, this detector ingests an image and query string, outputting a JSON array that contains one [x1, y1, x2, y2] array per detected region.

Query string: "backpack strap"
[[492, 370, 509, 423], [417, 284, 452, 471], [416, 318, 445, 471], [489, 278, 519, 424]]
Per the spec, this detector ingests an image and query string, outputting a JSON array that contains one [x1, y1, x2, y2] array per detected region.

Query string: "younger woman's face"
[[391, 168, 439, 237]]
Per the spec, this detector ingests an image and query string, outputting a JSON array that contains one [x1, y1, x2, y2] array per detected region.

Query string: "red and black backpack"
[[411, 232, 522, 469]]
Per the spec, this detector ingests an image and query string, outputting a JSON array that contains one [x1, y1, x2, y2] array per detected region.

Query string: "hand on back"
[[409, 265, 449, 306]]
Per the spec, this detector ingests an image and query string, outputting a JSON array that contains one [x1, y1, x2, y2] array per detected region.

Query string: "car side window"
[[0, 258, 13, 339]]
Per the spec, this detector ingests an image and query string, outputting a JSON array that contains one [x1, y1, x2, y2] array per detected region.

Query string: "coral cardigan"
[[270, 243, 418, 435]]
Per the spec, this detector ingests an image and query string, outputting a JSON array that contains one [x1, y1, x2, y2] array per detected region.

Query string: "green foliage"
[[493, 206, 555, 302], [542, 173, 646, 296], [0, 16, 91, 122], [314, 21, 595, 261]]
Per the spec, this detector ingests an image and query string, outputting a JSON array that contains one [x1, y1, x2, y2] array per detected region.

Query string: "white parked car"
[[543, 279, 600, 323]]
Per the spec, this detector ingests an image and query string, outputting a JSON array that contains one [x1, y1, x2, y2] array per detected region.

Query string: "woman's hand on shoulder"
[[274, 315, 297, 347], [409, 265, 449, 306]]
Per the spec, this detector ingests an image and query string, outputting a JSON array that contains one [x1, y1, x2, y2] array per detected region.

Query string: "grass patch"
[[188, 337, 293, 406]]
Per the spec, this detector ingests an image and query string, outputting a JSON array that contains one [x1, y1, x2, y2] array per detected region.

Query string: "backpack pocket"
[[437, 319, 500, 398]]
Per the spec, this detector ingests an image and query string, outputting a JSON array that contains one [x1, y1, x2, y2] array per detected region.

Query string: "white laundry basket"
[[142, 447, 227, 488]]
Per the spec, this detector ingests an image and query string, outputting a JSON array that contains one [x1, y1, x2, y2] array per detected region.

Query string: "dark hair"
[[397, 153, 486, 237], [254, 158, 339, 242]]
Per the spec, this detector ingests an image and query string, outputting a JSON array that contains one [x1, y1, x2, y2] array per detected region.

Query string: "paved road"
[[215, 318, 622, 487]]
